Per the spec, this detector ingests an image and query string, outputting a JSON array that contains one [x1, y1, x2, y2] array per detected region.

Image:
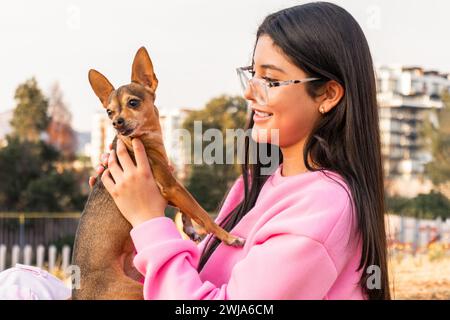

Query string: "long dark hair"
[[197, 2, 390, 300]]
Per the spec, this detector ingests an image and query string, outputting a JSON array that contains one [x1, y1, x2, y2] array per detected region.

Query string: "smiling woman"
[[194, 1, 390, 300], [92, 1, 390, 300], [0, 1, 389, 300], [97, 1, 389, 300]]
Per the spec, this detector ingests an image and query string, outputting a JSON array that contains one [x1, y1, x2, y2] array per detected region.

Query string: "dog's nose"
[[113, 117, 125, 129]]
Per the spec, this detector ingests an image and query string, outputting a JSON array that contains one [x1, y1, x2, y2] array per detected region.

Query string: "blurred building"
[[76, 131, 91, 157], [89, 108, 192, 181], [376, 65, 450, 197], [90, 112, 116, 169], [159, 109, 193, 182]]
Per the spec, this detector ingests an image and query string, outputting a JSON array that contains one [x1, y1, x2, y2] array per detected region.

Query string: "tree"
[[10, 78, 50, 142], [47, 83, 78, 160], [0, 136, 85, 212], [0, 78, 87, 212], [20, 170, 85, 212], [386, 191, 450, 221], [408, 191, 450, 220], [182, 95, 248, 212]]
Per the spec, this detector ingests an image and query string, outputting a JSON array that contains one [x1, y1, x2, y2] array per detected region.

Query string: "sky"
[[0, 0, 449, 132]]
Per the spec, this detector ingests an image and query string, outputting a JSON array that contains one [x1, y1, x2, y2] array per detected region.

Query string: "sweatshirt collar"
[[270, 163, 324, 186]]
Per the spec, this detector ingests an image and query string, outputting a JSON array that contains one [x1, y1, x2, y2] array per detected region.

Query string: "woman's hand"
[[88, 147, 111, 188], [97, 138, 168, 227], [89, 144, 175, 188]]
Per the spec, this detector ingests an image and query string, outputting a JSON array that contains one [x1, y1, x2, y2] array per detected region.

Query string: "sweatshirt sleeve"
[[130, 217, 338, 299]]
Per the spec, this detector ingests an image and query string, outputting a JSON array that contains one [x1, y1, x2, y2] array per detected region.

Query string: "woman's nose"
[[243, 81, 255, 102]]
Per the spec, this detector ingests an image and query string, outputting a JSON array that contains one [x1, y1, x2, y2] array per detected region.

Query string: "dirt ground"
[[389, 254, 450, 299]]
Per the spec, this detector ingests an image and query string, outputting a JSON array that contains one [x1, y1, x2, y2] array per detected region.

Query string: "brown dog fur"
[[71, 47, 244, 300]]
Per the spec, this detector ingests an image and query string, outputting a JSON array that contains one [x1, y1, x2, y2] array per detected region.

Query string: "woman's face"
[[246, 35, 321, 147]]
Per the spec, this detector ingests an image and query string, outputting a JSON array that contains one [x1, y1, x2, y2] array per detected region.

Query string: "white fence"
[[1, 215, 449, 273], [0, 244, 71, 272]]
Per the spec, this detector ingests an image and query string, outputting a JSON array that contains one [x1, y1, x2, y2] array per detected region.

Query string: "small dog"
[[71, 47, 245, 300]]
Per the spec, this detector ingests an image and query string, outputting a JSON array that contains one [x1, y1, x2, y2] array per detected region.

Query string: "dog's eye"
[[128, 99, 140, 108], [106, 109, 113, 116]]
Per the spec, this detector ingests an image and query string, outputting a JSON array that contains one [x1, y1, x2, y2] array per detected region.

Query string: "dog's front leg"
[[166, 182, 245, 247], [181, 213, 203, 242]]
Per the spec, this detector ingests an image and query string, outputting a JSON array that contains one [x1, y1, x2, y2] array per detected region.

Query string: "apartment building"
[[376, 65, 450, 197]]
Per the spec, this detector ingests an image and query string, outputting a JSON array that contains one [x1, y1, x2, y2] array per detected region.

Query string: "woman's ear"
[[318, 80, 345, 113]]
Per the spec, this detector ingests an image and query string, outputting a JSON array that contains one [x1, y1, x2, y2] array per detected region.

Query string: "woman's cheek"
[[277, 115, 309, 147], [250, 114, 296, 146]]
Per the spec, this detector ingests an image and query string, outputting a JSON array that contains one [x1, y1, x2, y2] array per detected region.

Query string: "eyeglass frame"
[[236, 65, 322, 105]]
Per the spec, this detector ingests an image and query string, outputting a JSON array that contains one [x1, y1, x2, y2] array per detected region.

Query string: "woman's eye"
[[262, 76, 278, 84], [128, 99, 140, 108]]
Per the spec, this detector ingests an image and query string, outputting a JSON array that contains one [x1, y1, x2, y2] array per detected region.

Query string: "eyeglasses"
[[236, 65, 321, 106]]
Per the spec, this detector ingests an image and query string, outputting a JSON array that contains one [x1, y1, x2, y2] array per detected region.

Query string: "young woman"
[[94, 1, 390, 300]]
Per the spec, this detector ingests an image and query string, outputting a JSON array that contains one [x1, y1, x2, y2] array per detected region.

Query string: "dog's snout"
[[113, 117, 125, 128]]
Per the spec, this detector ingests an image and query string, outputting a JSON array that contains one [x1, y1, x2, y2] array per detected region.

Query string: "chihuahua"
[[71, 47, 245, 299]]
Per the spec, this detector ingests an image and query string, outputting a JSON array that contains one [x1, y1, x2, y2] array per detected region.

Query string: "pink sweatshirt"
[[130, 165, 365, 300]]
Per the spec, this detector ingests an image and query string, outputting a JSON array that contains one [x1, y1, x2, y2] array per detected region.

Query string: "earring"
[[319, 105, 326, 114]]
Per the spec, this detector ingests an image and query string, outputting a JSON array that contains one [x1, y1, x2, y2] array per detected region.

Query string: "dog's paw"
[[183, 225, 203, 243], [229, 236, 246, 247]]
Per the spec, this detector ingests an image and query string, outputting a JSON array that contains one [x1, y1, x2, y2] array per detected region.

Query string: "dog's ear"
[[131, 47, 158, 93], [88, 69, 115, 107]]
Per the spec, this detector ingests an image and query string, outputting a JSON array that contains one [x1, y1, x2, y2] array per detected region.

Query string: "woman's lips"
[[253, 109, 273, 122]]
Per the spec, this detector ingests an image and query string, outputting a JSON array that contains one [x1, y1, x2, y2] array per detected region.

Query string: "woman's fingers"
[[89, 176, 96, 189], [101, 153, 110, 167], [88, 165, 106, 189], [96, 164, 105, 174], [88, 148, 113, 189], [101, 168, 116, 193], [132, 138, 151, 172], [108, 150, 124, 183], [116, 139, 135, 171]]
